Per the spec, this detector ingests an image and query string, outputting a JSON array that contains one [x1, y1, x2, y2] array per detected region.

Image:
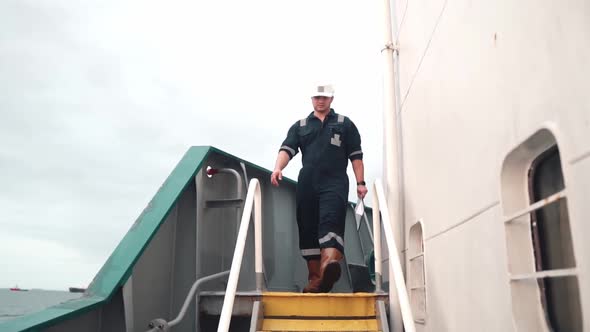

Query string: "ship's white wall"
[[394, 0, 590, 329]]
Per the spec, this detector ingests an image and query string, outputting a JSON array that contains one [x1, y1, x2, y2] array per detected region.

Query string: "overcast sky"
[[0, 0, 385, 290]]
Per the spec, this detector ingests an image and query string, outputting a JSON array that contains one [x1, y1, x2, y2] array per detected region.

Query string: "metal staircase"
[[200, 178, 413, 332]]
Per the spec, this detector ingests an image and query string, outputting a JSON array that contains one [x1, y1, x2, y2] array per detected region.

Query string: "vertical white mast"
[[381, 0, 401, 255], [381, 0, 404, 330]]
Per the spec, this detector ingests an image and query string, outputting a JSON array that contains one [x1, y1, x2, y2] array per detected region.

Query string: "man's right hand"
[[270, 170, 283, 187]]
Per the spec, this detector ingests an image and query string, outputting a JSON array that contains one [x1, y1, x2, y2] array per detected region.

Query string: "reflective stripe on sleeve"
[[349, 150, 363, 158], [281, 145, 296, 156]]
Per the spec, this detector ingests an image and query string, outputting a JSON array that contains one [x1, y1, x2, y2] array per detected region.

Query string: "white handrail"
[[145, 271, 230, 332], [373, 179, 416, 332], [217, 178, 263, 332]]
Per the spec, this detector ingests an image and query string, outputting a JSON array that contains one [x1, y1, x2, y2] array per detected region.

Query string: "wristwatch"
[[357, 181, 366, 186]]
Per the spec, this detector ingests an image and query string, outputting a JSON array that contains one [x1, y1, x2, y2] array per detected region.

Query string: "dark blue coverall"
[[279, 109, 363, 261]]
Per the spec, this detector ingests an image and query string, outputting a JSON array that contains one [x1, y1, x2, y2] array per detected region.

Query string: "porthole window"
[[408, 220, 426, 323], [501, 129, 582, 331]]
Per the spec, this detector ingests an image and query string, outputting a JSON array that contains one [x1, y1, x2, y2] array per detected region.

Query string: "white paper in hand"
[[355, 199, 365, 216]]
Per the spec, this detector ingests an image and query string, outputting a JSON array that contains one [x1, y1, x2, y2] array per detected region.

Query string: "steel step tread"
[[259, 317, 379, 331], [261, 292, 380, 317]]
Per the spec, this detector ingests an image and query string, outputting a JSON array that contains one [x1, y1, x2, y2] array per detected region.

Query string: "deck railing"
[[372, 179, 416, 332]]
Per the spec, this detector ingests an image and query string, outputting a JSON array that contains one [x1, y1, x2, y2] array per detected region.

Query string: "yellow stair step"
[[259, 318, 379, 331], [261, 292, 378, 317]]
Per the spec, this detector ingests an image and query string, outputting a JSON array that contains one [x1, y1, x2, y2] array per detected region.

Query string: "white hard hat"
[[311, 84, 335, 97]]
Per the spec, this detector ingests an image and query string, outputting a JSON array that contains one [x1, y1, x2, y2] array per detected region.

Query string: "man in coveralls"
[[270, 84, 367, 293]]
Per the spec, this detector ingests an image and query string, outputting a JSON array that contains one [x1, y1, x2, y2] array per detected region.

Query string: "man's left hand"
[[357, 184, 368, 199]]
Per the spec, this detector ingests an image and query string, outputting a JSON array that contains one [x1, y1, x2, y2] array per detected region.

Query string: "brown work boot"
[[302, 259, 322, 293], [319, 248, 343, 292]]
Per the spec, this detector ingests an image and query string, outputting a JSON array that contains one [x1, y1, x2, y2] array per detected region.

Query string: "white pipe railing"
[[217, 178, 263, 332], [373, 179, 416, 332], [145, 271, 230, 332]]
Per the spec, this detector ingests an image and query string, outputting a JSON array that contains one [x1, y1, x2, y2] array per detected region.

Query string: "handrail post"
[[217, 178, 263, 332], [373, 192, 383, 293], [254, 181, 263, 291], [373, 179, 416, 332]]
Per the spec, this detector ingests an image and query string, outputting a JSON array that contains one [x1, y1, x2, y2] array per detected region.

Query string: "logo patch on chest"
[[330, 134, 342, 147]]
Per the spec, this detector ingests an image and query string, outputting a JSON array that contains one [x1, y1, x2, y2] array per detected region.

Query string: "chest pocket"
[[327, 122, 345, 148]]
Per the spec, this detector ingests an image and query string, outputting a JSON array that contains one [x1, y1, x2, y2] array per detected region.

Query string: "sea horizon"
[[0, 288, 83, 323]]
